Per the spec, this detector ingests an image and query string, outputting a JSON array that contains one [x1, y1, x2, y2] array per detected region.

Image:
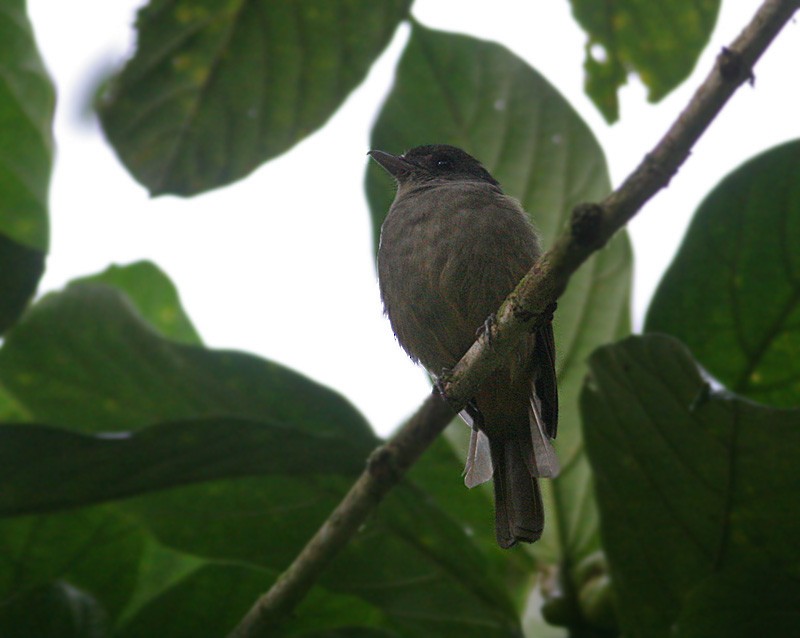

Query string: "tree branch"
[[228, 1, 799, 635]]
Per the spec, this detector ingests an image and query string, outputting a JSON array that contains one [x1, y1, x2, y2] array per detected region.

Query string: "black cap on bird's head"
[[368, 144, 500, 187]]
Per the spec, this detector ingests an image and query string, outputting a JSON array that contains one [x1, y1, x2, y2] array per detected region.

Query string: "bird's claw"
[[434, 368, 453, 400], [476, 313, 497, 347]]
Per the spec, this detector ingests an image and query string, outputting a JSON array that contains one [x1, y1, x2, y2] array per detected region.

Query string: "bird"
[[370, 144, 559, 548]]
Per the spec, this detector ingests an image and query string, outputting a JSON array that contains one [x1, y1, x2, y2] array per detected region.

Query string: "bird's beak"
[[368, 150, 413, 178]]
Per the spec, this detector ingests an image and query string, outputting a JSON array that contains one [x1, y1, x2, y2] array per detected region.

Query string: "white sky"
[[27, 1, 800, 435]]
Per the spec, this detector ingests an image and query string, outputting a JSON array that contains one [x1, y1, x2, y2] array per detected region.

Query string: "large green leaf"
[[345, 481, 521, 636], [0, 581, 107, 638], [569, 0, 720, 122], [0, 418, 370, 516], [114, 474, 522, 636], [0, 504, 395, 638], [0, 283, 376, 438], [408, 431, 536, 585], [0, 382, 28, 421], [0, 0, 55, 331], [114, 563, 267, 638], [74, 261, 201, 345], [646, 140, 800, 407], [0, 0, 53, 249], [99, 0, 411, 195], [0, 233, 44, 335], [2, 505, 457, 638], [115, 562, 393, 638], [1, 260, 195, 420], [366, 21, 632, 608], [1, 462, 522, 635], [582, 334, 800, 637], [0, 507, 147, 628]]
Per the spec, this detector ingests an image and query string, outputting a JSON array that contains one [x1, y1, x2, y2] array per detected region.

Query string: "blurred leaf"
[[0, 507, 146, 626], [568, 0, 720, 122], [0, 418, 371, 516], [276, 586, 392, 638], [581, 334, 800, 638], [646, 140, 800, 407], [114, 537, 204, 627], [114, 473, 523, 636], [0, 382, 28, 421], [0, 234, 44, 334], [410, 429, 535, 580], [0, 283, 376, 438], [0, 502, 242, 635], [348, 481, 521, 635], [116, 561, 398, 638], [0, 0, 54, 250], [675, 569, 800, 638], [2, 259, 194, 415], [1, 463, 523, 635], [0, 504, 403, 638], [115, 563, 270, 638], [99, 0, 411, 195], [74, 261, 201, 345], [0, 1, 54, 332], [0, 581, 106, 638], [366, 21, 631, 601]]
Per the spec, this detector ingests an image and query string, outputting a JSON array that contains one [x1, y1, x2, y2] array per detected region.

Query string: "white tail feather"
[[464, 427, 493, 488], [529, 394, 560, 478]]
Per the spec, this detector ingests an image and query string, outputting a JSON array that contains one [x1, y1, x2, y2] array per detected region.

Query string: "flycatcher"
[[370, 144, 559, 548]]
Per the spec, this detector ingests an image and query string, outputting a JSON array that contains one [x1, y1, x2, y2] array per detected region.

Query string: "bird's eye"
[[436, 158, 451, 169]]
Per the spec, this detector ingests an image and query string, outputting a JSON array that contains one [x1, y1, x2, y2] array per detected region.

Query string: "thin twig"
[[228, 1, 799, 635]]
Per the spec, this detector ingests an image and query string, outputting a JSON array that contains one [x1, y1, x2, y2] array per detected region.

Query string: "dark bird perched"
[[370, 144, 559, 549]]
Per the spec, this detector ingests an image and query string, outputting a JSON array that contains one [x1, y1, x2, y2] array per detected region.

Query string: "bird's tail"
[[490, 437, 544, 549]]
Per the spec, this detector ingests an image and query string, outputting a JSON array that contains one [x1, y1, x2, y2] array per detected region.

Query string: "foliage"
[[646, 141, 800, 406], [0, 0, 52, 332], [0, 1, 797, 637], [569, 0, 721, 122]]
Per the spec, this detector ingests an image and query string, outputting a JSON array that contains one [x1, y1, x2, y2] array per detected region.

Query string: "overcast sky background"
[[26, 1, 800, 435]]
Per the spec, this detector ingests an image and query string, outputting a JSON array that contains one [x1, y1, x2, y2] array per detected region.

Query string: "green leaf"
[[675, 569, 800, 638], [117, 561, 394, 638], [99, 0, 411, 195], [581, 334, 800, 638], [113, 473, 523, 636], [0, 0, 54, 250], [115, 563, 270, 638], [0, 233, 44, 334], [366, 21, 632, 595], [646, 140, 800, 407], [74, 261, 201, 345], [0, 507, 146, 625], [411, 430, 536, 580], [354, 482, 521, 635], [568, 0, 720, 122], [0, 382, 28, 421], [0, 506, 216, 633], [115, 538, 205, 628], [0, 0, 55, 332], [0, 581, 106, 638], [0, 418, 370, 516], [0, 283, 376, 438], [1, 260, 191, 416]]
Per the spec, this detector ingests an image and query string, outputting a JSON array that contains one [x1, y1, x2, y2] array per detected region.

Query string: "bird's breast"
[[378, 182, 540, 371]]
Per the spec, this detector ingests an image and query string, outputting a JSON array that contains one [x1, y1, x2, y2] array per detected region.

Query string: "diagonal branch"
[[228, 1, 800, 635]]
